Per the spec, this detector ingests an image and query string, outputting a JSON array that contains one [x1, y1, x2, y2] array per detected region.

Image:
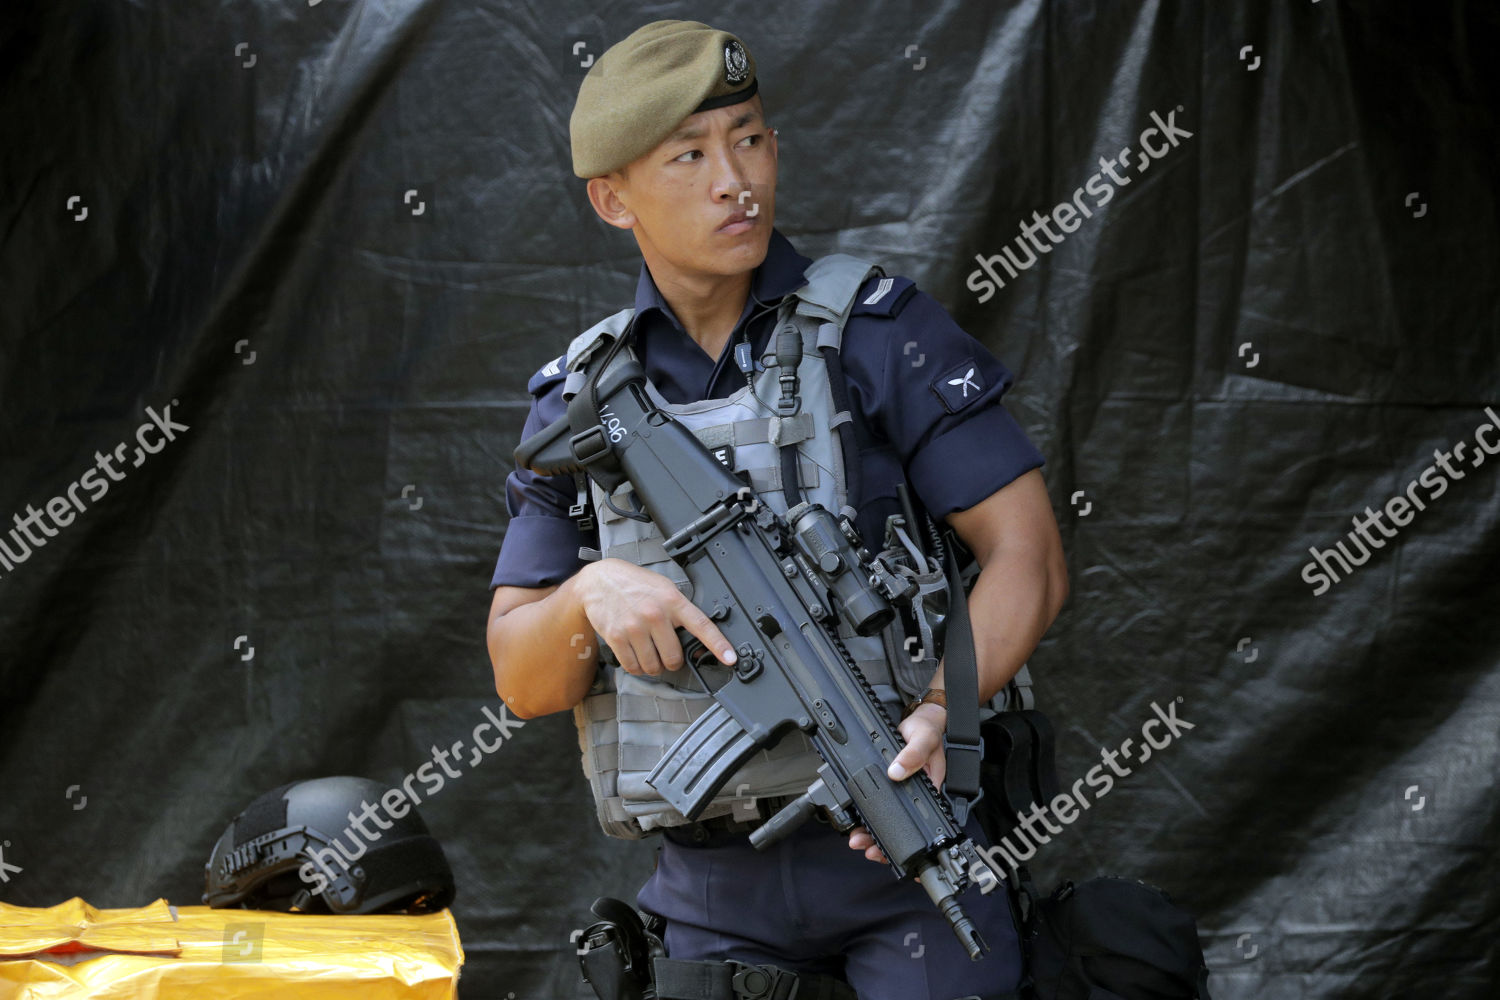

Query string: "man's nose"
[[709, 148, 750, 200]]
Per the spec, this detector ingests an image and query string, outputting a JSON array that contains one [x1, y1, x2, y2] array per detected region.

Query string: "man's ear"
[[586, 174, 636, 231]]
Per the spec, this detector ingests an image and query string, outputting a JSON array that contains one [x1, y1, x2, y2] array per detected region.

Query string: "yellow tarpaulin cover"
[[0, 897, 463, 999]]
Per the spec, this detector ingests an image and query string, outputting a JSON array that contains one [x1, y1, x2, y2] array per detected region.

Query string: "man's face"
[[590, 94, 778, 279]]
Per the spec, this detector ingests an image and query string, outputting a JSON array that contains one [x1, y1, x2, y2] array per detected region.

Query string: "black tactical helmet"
[[203, 776, 456, 915]]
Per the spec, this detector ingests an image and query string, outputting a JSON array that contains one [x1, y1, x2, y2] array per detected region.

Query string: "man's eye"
[[737, 133, 761, 147], [674, 149, 702, 162]]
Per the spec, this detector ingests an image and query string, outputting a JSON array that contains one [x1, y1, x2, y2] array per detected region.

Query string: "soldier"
[[486, 20, 1067, 1000]]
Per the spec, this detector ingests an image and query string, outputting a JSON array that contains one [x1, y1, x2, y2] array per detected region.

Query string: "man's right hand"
[[576, 558, 738, 676]]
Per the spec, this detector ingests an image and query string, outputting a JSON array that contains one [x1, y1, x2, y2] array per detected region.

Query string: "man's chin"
[[706, 220, 773, 269]]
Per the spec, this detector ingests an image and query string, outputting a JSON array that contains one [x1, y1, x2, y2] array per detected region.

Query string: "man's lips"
[[717, 210, 758, 234]]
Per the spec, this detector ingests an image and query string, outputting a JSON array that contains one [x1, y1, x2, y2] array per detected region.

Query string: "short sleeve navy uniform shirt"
[[491, 227, 1043, 589]]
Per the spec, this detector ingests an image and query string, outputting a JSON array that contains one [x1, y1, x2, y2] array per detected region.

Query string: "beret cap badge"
[[724, 39, 750, 84]]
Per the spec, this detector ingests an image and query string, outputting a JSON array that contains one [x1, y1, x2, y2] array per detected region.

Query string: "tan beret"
[[570, 20, 758, 179]]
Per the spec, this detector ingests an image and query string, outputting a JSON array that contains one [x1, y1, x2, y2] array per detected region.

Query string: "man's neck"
[[640, 248, 753, 361]]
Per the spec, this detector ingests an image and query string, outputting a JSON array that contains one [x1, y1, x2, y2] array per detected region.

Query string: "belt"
[[663, 794, 834, 847], [653, 956, 857, 1000]]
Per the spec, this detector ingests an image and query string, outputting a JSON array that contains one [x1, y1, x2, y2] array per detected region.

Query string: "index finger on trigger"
[[676, 600, 737, 665]]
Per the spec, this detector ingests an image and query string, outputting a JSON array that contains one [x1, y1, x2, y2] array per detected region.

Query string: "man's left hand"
[[847, 701, 948, 865]]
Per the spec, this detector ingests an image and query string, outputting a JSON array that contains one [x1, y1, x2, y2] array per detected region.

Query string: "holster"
[[578, 897, 663, 1000]]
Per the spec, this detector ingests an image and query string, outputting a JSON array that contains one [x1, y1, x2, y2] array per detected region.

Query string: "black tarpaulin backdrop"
[[2, 1, 1497, 998]]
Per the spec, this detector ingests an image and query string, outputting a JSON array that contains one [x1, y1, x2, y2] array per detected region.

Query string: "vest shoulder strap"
[[790, 253, 884, 331], [563, 307, 636, 400], [566, 306, 636, 371]]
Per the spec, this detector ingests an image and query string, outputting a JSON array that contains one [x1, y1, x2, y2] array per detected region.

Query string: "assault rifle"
[[515, 346, 990, 960]]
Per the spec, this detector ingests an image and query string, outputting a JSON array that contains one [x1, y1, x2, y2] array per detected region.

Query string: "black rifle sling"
[[939, 528, 983, 821], [566, 326, 628, 465]]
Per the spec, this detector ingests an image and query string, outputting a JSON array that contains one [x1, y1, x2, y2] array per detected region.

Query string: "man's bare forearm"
[[928, 550, 1065, 702], [487, 570, 599, 719], [929, 469, 1068, 703]]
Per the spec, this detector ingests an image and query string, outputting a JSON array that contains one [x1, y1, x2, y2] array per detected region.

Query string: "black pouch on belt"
[[1022, 876, 1213, 1000], [976, 707, 1060, 846]]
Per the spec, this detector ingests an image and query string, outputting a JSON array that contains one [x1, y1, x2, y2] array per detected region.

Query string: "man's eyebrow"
[[666, 110, 763, 144]]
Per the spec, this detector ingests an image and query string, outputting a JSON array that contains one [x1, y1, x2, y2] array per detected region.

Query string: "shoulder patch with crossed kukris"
[[931, 357, 984, 413]]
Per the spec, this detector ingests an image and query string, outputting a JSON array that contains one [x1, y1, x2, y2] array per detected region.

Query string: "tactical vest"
[[561, 255, 952, 839]]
